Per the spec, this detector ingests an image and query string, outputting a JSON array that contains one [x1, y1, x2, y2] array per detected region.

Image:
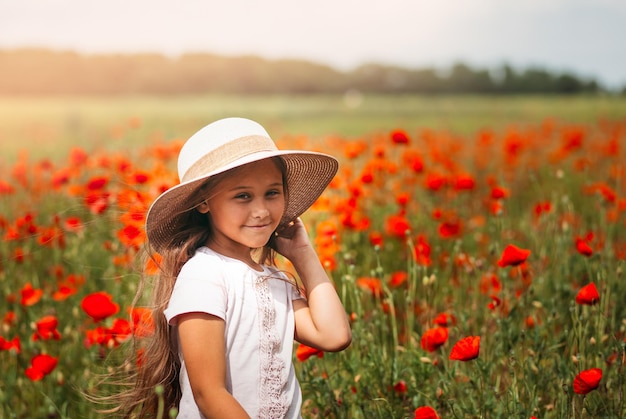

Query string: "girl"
[[117, 117, 351, 418]]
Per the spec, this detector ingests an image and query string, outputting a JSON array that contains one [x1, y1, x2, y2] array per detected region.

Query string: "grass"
[[1, 93, 626, 161], [0, 94, 624, 418]]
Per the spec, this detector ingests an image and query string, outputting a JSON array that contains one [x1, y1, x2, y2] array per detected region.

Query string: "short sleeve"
[[290, 282, 304, 301], [164, 256, 228, 325]]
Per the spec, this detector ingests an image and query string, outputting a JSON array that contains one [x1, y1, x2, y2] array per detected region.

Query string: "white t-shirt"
[[164, 247, 303, 419]]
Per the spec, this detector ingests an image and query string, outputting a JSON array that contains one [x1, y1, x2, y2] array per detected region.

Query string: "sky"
[[1, 0, 625, 88]]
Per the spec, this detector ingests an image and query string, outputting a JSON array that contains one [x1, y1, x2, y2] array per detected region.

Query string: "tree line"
[[0, 48, 614, 96]]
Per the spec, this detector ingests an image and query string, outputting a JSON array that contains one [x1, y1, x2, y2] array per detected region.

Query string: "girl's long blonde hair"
[[100, 157, 287, 417]]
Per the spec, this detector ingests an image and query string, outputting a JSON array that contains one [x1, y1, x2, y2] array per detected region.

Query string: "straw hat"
[[145, 117, 338, 253]]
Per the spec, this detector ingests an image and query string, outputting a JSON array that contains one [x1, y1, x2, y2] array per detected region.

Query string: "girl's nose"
[[252, 203, 270, 219]]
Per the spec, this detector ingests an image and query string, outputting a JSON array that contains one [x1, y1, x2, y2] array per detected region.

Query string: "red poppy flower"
[[395, 192, 410, 207], [13, 247, 26, 263], [316, 219, 338, 242], [414, 234, 432, 266], [449, 336, 480, 361], [360, 168, 374, 184], [391, 129, 410, 144], [393, 380, 408, 393], [130, 171, 151, 184], [488, 199, 504, 215], [373, 145, 385, 158], [368, 231, 384, 247], [0, 180, 15, 194], [438, 220, 462, 239], [575, 237, 593, 257], [84, 319, 132, 348], [385, 213, 411, 239], [81, 291, 119, 322], [52, 273, 84, 301], [37, 226, 65, 248], [117, 224, 145, 248], [573, 368, 602, 395], [69, 147, 88, 166], [389, 271, 408, 288], [433, 312, 456, 327], [63, 216, 84, 233], [0, 336, 21, 353], [33, 315, 61, 341], [421, 327, 449, 352], [109, 318, 132, 345], [525, 315, 540, 329], [533, 201, 552, 219], [453, 174, 476, 191], [431, 208, 444, 220], [85, 192, 110, 214], [479, 273, 501, 295], [414, 406, 439, 419], [487, 295, 502, 311], [497, 244, 531, 267], [52, 285, 76, 301], [145, 253, 163, 276], [356, 277, 383, 298], [3, 311, 17, 327], [575, 283, 600, 305], [84, 326, 108, 348], [343, 140, 368, 159], [490, 186, 509, 199], [86, 176, 109, 191], [296, 343, 323, 361], [13, 213, 37, 237], [20, 283, 43, 306], [561, 128, 584, 151], [3, 226, 19, 242], [130, 307, 155, 338], [584, 182, 616, 204], [136, 347, 147, 368], [320, 254, 337, 271], [51, 168, 71, 189], [425, 173, 447, 191], [25, 354, 58, 381], [341, 210, 371, 232], [402, 150, 424, 173]]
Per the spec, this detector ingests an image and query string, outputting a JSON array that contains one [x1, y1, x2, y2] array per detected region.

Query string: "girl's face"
[[198, 159, 285, 262]]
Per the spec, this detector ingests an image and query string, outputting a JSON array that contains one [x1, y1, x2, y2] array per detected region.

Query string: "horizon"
[[1, 0, 625, 88], [1, 46, 610, 86]]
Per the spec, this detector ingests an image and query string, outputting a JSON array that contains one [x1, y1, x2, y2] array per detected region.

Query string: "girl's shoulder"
[[181, 246, 223, 268], [179, 246, 263, 278]]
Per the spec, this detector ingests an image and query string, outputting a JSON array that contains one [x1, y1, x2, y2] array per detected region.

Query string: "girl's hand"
[[273, 218, 312, 261]]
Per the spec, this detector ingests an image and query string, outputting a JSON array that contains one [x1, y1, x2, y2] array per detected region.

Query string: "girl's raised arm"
[[177, 313, 251, 419], [275, 219, 352, 351]]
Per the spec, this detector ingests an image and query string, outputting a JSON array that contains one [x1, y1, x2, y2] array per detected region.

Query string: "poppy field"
[[0, 97, 625, 418]]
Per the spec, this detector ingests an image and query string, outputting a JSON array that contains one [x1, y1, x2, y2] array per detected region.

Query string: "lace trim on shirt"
[[255, 274, 289, 418]]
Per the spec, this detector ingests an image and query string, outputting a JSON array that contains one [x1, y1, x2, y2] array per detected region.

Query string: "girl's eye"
[[235, 193, 251, 200], [266, 190, 281, 197]]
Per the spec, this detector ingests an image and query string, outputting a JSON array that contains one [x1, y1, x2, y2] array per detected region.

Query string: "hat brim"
[[145, 150, 338, 253]]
